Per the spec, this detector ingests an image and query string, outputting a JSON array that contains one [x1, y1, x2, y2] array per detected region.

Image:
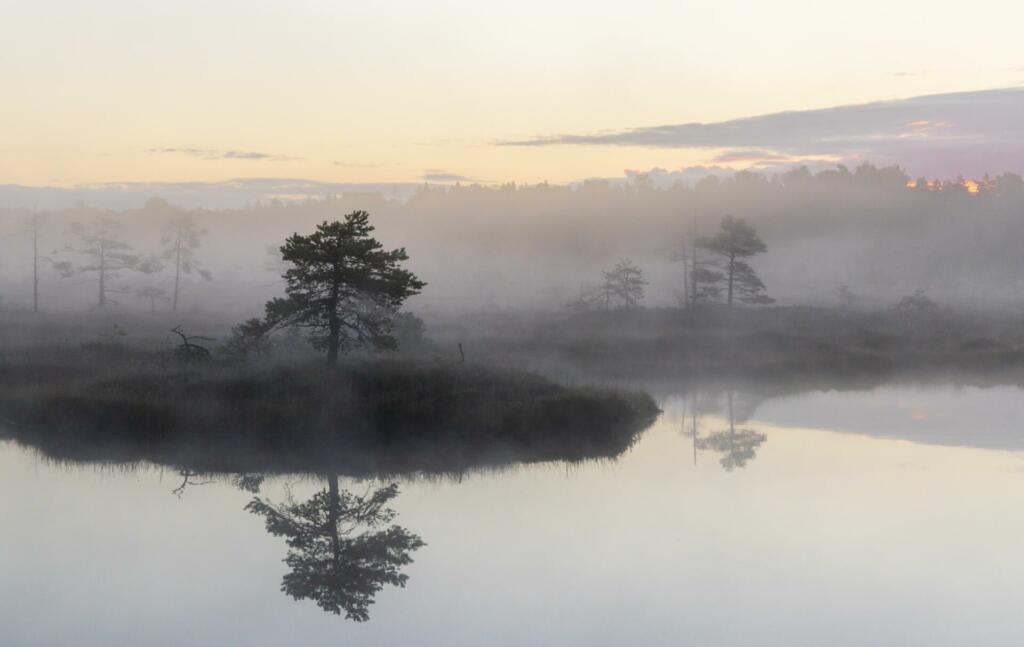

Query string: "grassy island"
[[0, 353, 659, 476]]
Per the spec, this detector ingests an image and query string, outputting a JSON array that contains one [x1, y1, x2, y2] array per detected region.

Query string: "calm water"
[[4, 383, 1024, 645]]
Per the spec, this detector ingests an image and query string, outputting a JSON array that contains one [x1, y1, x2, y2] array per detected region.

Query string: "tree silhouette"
[[264, 212, 425, 364], [698, 216, 773, 307], [221, 317, 273, 361], [54, 217, 161, 308], [836, 284, 858, 310], [246, 476, 425, 621], [18, 208, 52, 312], [133, 286, 170, 314], [152, 199, 212, 312], [672, 214, 713, 308], [895, 288, 938, 314], [601, 258, 647, 309]]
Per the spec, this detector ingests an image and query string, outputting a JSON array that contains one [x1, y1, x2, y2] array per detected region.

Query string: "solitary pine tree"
[[601, 258, 647, 308], [18, 208, 50, 312], [264, 211, 425, 364], [672, 214, 704, 308], [151, 199, 212, 311], [697, 216, 773, 307], [55, 217, 160, 308]]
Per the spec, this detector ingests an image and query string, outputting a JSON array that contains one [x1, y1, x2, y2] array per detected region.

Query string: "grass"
[[441, 305, 1024, 380], [0, 350, 659, 476], [7, 301, 1023, 475]]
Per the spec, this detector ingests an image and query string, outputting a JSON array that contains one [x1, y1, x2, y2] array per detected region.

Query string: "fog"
[[2, 163, 1023, 321], [11, 4, 1024, 644]]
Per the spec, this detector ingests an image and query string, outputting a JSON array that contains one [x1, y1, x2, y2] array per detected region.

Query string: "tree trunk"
[[32, 213, 38, 313], [172, 232, 181, 312], [327, 474, 341, 566], [326, 280, 341, 365], [689, 215, 698, 308], [98, 241, 106, 308], [691, 394, 698, 466], [327, 331, 340, 364], [726, 252, 735, 308], [728, 391, 735, 439], [682, 259, 689, 308]]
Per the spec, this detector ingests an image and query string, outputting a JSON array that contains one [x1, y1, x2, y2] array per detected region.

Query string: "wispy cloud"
[[148, 148, 302, 162], [332, 160, 385, 168], [711, 150, 792, 164], [421, 170, 474, 182], [499, 88, 1024, 176]]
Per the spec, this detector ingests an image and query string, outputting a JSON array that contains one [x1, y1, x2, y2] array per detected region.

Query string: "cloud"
[[711, 149, 792, 164], [148, 148, 301, 162], [421, 170, 474, 182], [331, 161, 385, 168], [499, 87, 1024, 177]]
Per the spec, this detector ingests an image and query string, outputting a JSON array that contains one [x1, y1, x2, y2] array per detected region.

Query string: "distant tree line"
[[5, 160, 1023, 315]]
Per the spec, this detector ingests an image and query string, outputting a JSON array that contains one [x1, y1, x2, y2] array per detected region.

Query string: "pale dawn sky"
[[2, 0, 1023, 186]]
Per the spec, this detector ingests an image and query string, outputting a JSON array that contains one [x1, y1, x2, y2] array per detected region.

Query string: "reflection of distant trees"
[[170, 469, 212, 497], [246, 475, 425, 621], [693, 391, 767, 471], [697, 428, 766, 470]]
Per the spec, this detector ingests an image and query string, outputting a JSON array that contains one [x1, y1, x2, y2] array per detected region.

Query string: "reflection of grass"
[[0, 351, 659, 476]]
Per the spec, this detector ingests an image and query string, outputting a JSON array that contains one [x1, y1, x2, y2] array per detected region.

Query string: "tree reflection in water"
[[246, 475, 425, 621], [694, 391, 767, 471]]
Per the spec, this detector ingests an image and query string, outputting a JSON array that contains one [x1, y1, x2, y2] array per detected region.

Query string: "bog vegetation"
[[4, 167, 1024, 471]]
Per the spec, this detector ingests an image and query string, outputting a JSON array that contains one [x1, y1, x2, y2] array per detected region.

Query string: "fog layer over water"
[[3, 164, 1024, 317], [4, 383, 1024, 646]]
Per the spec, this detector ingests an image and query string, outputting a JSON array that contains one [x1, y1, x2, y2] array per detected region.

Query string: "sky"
[[2, 0, 1023, 188]]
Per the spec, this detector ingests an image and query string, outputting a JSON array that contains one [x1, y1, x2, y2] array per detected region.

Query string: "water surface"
[[3, 383, 1024, 645]]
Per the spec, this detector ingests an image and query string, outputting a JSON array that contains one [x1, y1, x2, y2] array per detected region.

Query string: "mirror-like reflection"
[[6, 379, 1024, 644], [682, 390, 768, 471], [166, 469, 423, 621], [246, 475, 424, 621], [694, 392, 767, 471]]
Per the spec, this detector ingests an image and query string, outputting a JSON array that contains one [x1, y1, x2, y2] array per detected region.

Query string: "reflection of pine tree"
[[696, 392, 767, 471], [246, 476, 425, 621], [697, 428, 766, 470]]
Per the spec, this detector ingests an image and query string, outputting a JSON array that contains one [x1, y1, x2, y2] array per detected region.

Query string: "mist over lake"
[[5, 2, 1024, 645]]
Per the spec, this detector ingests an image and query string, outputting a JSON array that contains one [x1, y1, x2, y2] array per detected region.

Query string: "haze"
[[7, 5, 1024, 645]]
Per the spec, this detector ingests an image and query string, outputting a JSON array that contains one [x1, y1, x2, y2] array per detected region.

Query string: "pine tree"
[[601, 258, 647, 309], [263, 211, 425, 364], [54, 217, 161, 308], [697, 216, 773, 307], [151, 199, 212, 311]]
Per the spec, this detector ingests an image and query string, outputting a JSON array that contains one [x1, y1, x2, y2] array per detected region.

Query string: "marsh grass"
[[444, 305, 1024, 380], [0, 349, 659, 476]]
